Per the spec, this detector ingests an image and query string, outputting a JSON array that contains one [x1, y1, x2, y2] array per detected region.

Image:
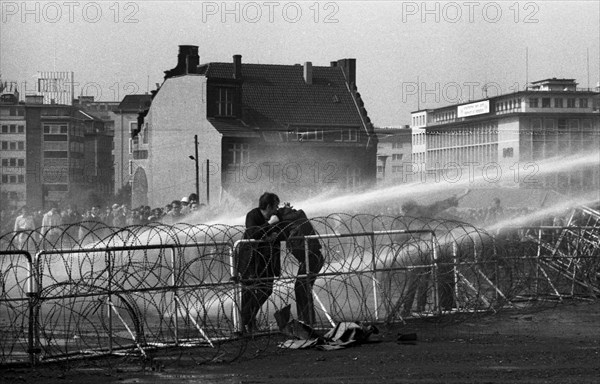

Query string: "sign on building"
[[457, 100, 489, 118]]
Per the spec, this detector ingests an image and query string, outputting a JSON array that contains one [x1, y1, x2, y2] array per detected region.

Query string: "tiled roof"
[[207, 118, 260, 138], [205, 63, 364, 131], [117, 94, 152, 112]]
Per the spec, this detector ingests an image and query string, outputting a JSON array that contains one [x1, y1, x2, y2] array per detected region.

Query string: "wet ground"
[[1, 300, 599, 383]]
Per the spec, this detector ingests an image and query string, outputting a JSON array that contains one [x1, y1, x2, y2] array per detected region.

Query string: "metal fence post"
[[431, 235, 440, 315], [452, 241, 459, 312], [170, 246, 179, 345], [370, 233, 379, 321], [230, 241, 242, 333], [106, 250, 113, 354]]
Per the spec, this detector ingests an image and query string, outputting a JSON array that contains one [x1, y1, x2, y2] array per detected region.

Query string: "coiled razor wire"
[[0, 211, 599, 368]]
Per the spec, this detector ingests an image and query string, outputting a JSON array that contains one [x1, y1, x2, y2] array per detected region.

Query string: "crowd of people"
[[0, 193, 213, 240]]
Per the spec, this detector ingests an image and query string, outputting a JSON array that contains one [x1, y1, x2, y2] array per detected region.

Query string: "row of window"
[[1, 141, 25, 150], [1, 174, 25, 184], [529, 98, 588, 109], [529, 118, 592, 131], [1, 158, 25, 167], [496, 98, 521, 111], [0, 107, 25, 117], [44, 151, 68, 158], [428, 145, 498, 166], [70, 141, 85, 152], [1, 125, 25, 133], [43, 125, 68, 134], [413, 133, 426, 146], [430, 96, 592, 123], [429, 125, 499, 149], [297, 129, 358, 142]]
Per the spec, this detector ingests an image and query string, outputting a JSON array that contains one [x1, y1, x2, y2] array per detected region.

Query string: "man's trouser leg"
[[295, 251, 324, 324]]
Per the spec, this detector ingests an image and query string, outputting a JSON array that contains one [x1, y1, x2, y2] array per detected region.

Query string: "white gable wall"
[[144, 75, 223, 208]]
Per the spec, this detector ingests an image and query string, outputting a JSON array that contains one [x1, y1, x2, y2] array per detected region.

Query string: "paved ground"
[[1, 300, 599, 383]]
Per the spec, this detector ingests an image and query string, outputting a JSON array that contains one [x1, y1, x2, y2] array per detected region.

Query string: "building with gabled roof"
[[133, 45, 377, 208]]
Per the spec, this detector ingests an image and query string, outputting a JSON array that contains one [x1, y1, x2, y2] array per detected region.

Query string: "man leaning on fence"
[[237, 192, 283, 334]]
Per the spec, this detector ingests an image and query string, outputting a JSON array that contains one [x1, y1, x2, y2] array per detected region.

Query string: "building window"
[[503, 147, 514, 158], [346, 167, 361, 189], [18, 125, 24, 133], [334, 129, 358, 142], [392, 154, 403, 161], [44, 151, 68, 158], [377, 165, 383, 173], [541, 98, 551, 108], [554, 98, 563, 108], [18, 175, 24, 183], [298, 129, 323, 141], [392, 142, 403, 149], [579, 98, 588, 108], [17, 141, 24, 150], [142, 124, 148, 144], [217, 88, 234, 116], [347, 129, 358, 142], [18, 158, 25, 167], [44, 124, 68, 134], [129, 122, 138, 134], [529, 98, 539, 108], [567, 98, 576, 108], [229, 143, 249, 165]]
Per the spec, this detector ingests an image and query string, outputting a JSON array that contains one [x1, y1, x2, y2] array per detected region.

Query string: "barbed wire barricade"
[[0, 208, 598, 368]]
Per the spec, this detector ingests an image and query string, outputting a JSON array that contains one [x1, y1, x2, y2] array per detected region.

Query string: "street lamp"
[[189, 135, 200, 202]]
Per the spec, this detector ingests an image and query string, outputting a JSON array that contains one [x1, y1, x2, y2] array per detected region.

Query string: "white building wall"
[[496, 117, 520, 187], [145, 75, 223, 208]]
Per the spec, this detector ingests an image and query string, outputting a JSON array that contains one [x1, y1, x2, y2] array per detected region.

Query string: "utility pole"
[[194, 135, 200, 202], [206, 159, 210, 205]]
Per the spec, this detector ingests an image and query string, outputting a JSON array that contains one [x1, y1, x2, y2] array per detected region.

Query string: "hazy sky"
[[1, 1, 599, 126]]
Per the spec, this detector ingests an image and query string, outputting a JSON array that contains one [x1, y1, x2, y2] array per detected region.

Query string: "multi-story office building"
[[0, 85, 26, 208], [375, 127, 412, 184], [0, 88, 114, 210], [411, 78, 600, 195]]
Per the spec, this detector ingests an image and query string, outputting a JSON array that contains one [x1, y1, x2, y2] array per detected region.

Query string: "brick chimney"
[[233, 54, 242, 79], [304, 62, 313, 85], [337, 58, 356, 87], [164, 45, 200, 79]]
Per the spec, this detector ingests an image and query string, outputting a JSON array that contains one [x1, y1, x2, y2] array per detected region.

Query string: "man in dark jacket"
[[277, 205, 324, 325], [238, 192, 282, 333]]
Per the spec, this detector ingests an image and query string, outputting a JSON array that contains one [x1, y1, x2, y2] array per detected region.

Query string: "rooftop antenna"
[[416, 75, 420, 111], [587, 48, 590, 89], [525, 47, 529, 90]]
